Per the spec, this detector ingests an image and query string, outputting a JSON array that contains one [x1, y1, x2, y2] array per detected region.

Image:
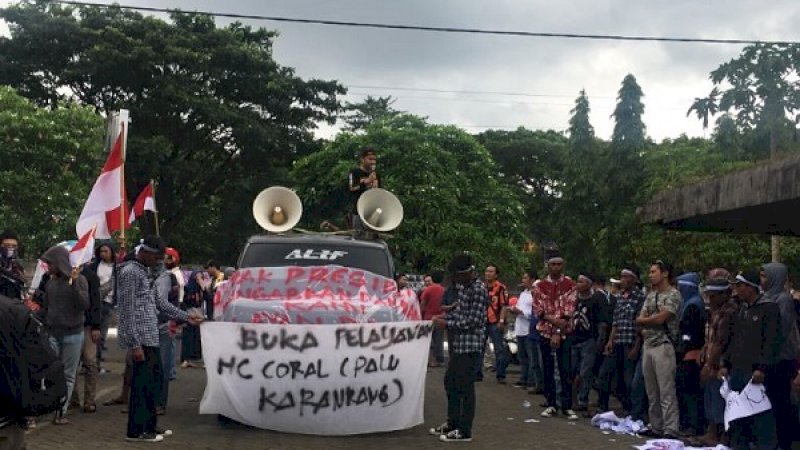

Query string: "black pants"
[[539, 337, 572, 410], [598, 343, 635, 411], [127, 346, 162, 438], [677, 359, 704, 433], [444, 352, 480, 437], [766, 359, 797, 450]]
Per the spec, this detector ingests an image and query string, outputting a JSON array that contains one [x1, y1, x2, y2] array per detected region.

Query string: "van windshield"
[[239, 242, 392, 278]]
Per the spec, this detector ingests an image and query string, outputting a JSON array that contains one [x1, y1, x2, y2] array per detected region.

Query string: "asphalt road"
[[24, 331, 642, 450]]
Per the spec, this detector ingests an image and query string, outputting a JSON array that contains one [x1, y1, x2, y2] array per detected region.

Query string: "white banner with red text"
[[199, 321, 433, 435]]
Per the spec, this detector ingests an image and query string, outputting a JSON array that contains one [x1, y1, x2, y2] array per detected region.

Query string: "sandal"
[[52, 416, 70, 425], [103, 397, 126, 406], [83, 404, 97, 413]]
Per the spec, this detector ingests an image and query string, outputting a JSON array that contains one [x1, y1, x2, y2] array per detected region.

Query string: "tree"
[[0, 86, 105, 255], [557, 89, 608, 271], [687, 88, 719, 130], [476, 127, 567, 269], [342, 95, 402, 132], [568, 89, 595, 150], [606, 74, 648, 266], [0, 1, 343, 262], [688, 44, 800, 262], [692, 44, 800, 159], [293, 114, 529, 275]]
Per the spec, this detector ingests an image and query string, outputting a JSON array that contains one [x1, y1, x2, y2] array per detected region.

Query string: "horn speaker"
[[252, 186, 302, 233]]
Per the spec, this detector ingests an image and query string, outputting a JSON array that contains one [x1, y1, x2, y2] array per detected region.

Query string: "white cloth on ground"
[[632, 439, 730, 450], [590, 411, 646, 436]]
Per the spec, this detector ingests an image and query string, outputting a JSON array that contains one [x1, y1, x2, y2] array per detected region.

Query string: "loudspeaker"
[[252, 186, 302, 233], [357, 188, 404, 232]]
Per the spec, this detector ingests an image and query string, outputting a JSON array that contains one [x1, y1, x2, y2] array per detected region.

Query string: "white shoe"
[[564, 409, 579, 420], [429, 422, 453, 436], [541, 406, 558, 417], [439, 429, 472, 442]]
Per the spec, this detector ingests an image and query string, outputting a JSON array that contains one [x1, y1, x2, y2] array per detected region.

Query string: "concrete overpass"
[[639, 154, 800, 236]]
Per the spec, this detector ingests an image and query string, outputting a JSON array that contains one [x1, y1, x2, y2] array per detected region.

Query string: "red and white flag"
[[76, 124, 130, 239], [129, 182, 157, 224], [70, 225, 96, 268]]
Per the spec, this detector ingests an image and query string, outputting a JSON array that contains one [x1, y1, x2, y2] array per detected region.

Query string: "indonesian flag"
[[76, 126, 130, 239], [129, 183, 157, 224], [69, 225, 96, 268]]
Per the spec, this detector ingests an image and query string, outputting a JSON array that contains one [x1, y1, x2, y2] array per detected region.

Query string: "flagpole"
[[118, 110, 129, 247], [151, 179, 160, 237]]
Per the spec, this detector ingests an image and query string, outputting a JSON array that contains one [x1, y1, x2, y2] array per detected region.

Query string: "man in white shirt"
[[509, 269, 539, 389]]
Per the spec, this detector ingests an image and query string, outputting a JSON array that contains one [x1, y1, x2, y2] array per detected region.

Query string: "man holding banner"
[[431, 253, 488, 443]]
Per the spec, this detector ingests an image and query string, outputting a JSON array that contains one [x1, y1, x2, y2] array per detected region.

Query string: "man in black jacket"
[[0, 295, 28, 449], [721, 270, 781, 450]]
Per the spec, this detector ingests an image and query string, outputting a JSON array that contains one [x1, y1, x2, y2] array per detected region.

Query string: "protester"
[[509, 269, 541, 391], [591, 275, 614, 409], [154, 258, 180, 415], [164, 247, 185, 305], [571, 272, 603, 412], [692, 271, 736, 447], [347, 147, 379, 230], [0, 231, 24, 301], [675, 272, 707, 437], [0, 293, 29, 450], [721, 270, 780, 450], [479, 264, 509, 383], [636, 260, 681, 439], [761, 263, 800, 450], [180, 271, 206, 369], [92, 243, 117, 371], [598, 266, 644, 415], [39, 245, 89, 425], [203, 260, 225, 320], [69, 261, 102, 413], [533, 255, 578, 419], [430, 253, 488, 442], [421, 271, 446, 367], [116, 236, 202, 443]]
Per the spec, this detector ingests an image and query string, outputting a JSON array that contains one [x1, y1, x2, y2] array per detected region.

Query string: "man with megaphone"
[[348, 147, 380, 231]]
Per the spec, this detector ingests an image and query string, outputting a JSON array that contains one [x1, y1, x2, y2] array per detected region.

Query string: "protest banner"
[[214, 265, 420, 324], [199, 320, 433, 435]]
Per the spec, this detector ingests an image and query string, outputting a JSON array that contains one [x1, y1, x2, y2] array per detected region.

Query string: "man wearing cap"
[[692, 270, 736, 447], [430, 253, 488, 443], [720, 270, 781, 450], [117, 236, 203, 443], [533, 255, 578, 419], [571, 272, 604, 413], [598, 266, 645, 415]]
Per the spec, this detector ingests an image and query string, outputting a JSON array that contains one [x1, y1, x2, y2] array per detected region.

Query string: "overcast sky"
[[2, 1, 799, 141]]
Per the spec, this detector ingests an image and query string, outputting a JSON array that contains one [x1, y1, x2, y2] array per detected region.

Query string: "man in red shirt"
[[421, 272, 446, 367], [479, 264, 510, 383], [533, 255, 578, 419]]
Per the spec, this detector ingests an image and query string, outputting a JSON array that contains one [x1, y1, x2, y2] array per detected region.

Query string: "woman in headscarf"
[[180, 271, 206, 368]]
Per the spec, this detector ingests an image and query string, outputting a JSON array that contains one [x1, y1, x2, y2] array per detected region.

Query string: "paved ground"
[[24, 333, 642, 450]]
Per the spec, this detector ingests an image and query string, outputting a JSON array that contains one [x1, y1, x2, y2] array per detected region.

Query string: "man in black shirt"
[[0, 231, 24, 301], [347, 147, 379, 230], [571, 272, 603, 412]]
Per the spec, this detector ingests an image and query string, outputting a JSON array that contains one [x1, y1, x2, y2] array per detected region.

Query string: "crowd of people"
[[422, 252, 800, 449], [0, 230, 226, 447]]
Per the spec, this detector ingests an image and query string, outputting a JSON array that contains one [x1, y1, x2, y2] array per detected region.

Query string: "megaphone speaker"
[[357, 188, 404, 232], [252, 186, 303, 233]]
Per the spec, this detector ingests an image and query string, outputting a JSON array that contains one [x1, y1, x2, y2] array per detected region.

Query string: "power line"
[[52, 1, 800, 46]]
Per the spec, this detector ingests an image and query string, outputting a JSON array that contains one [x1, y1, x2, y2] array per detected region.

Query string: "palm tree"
[[686, 88, 720, 130]]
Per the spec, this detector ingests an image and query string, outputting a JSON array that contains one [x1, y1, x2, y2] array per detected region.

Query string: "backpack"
[[0, 297, 67, 417]]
